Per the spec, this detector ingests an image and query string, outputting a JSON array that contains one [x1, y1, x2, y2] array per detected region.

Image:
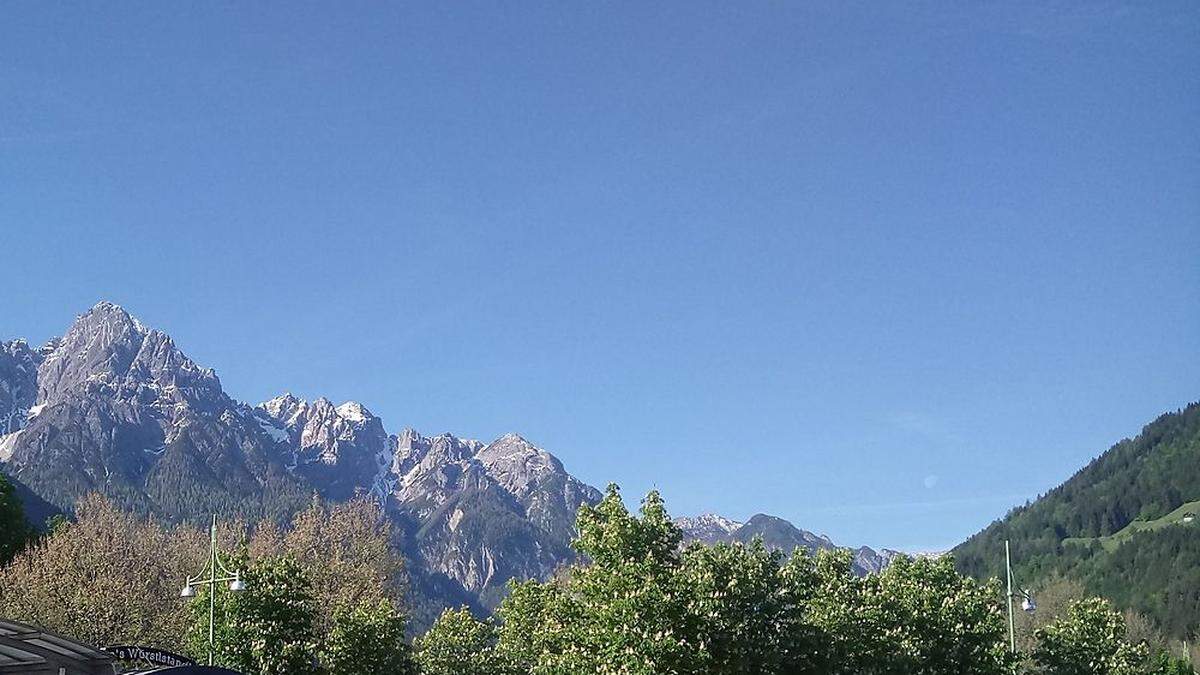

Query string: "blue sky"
[[1, 2, 1197, 551]]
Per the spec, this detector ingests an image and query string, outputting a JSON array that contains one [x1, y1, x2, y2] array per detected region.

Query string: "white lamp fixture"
[[180, 585, 196, 598]]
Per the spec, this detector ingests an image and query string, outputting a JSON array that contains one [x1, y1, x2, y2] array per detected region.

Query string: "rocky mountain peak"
[[476, 433, 567, 498], [35, 301, 223, 410], [335, 401, 370, 423], [675, 513, 743, 543], [259, 393, 306, 425], [255, 392, 391, 501]]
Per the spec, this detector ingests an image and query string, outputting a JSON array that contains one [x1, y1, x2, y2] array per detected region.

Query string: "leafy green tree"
[[493, 579, 571, 674], [321, 599, 416, 675], [876, 555, 1013, 674], [415, 607, 500, 675], [806, 551, 1014, 674], [680, 540, 824, 673], [0, 473, 31, 565], [482, 487, 1016, 675], [189, 556, 320, 675], [1032, 597, 1148, 675], [548, 484, 705, 674]]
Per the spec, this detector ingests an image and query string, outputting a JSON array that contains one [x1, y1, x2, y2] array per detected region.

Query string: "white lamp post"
[[181, 514, 248, 666], [1005, 539, 1036, 659]]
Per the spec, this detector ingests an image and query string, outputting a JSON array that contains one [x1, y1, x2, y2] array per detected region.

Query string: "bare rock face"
[[852, 546, 904, 574], [254, 395, 391, 501], [377, 429, 592, 607], [0, 339, 41, 436], [475, 433, 602, 544], [36, 302, 224, 413], [251, 404, 601, 610]]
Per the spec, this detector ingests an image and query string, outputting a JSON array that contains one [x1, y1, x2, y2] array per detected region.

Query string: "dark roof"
[[0, 619, 114, 674]]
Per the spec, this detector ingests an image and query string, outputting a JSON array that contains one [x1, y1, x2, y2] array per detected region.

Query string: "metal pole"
[[208, 514, 216, 666], [1006, 539, 1015, 654]]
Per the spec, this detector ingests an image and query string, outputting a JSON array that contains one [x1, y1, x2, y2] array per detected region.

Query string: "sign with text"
[[103, 645, 196, 667]]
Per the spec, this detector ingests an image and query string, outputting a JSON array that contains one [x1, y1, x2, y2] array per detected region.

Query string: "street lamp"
[[1005, 539, 1036, 656], [181, 514, 248, 666]]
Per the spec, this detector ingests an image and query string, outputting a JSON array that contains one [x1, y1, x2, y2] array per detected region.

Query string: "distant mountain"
[[0, 302, 893, 624], [0, 302, 310, 522], [675, 513, 742, 544], [676, 512, 903, 575], [953, 402, 1200, 639]]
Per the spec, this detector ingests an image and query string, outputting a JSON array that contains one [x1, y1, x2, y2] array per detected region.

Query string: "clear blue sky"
[[2, 2, 1197, 551]]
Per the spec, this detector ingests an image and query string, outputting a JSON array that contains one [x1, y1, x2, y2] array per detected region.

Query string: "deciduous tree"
[[415, 607, 501, 675], [1032, 598, 1148, 675], [321, 599, 416, 675]]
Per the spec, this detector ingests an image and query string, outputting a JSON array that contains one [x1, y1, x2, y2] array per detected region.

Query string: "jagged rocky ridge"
[[675, 513, 903, 575], [0, 302, 893, 621]]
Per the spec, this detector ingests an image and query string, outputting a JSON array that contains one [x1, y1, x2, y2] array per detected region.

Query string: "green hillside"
[[1064, 499, 1200, 553], [953, 401, 1200, 639]]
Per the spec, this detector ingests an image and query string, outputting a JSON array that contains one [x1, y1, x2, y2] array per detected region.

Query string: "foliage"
[[415, 607, 501, 675], [680, 541, 822, 673], [2, 484, 1183, 675], [248, 496, 407, 634], [188, 556, 320, 674], [438, 485, 1021, 675], [0, 472, 31, 565], [0, 492, 415, 673], [321, 599, 416, 675], [0, 493, 206, 647], [1032, 598, 1148, 675], [546, 485, 705, 674], [1147, 651, 1195, 675], [805, 550, 1014, 675], [493, 579, 569, 673]]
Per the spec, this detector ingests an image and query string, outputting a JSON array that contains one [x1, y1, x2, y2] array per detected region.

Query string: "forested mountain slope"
[[954, 402, 1200, 638]]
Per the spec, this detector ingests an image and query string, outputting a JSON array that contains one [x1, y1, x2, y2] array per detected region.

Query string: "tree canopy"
[[0, 486, 1191, 674]]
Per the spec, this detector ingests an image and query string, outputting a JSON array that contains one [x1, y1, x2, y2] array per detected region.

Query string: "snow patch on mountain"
[[678, 513, 742, 533], [254, 415, 291, 444], [336, 401, 368, 423], [0, 431, 21, 462]]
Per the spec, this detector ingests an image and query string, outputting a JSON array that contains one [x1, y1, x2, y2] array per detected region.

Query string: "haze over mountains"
[[0, 302, 898, 618]]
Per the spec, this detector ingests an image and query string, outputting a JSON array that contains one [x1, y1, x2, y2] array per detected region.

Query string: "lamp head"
[[229, 577, 247, 593], [180, 584, 196, 599], [1021, 595, 1036, 613]]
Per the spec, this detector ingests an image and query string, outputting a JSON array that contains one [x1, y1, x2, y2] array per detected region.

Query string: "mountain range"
[[0, 302, 897, 623], [675, 513, 903, 575]]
